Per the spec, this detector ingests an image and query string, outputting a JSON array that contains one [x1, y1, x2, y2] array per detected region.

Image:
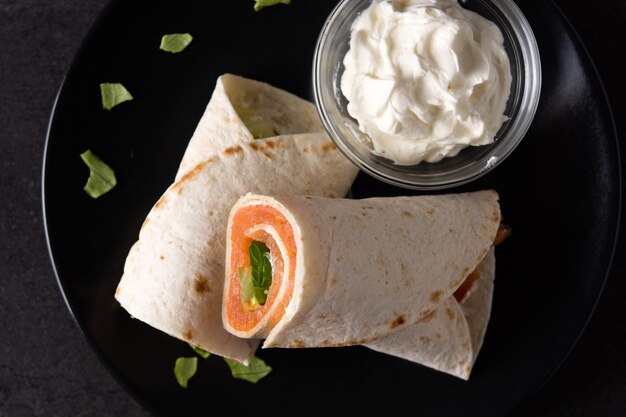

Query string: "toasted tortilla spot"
[[193, 274, 211, 294], [321, 142, 336, 152], [265, 140, 276, 149], [330, 215, 337, 221], [320, 338, 370, 347], [291, 339, 305, 348], [154, 195, 168, 210], [445, 307, 456, 320], [435, 332, 442, 339], [159, 255, 164, 260], [263, 152, 272, 159], [330, 276, 339, 286], [429, 290, 443, 303], [223, 145, 243, 155], [182, 329, 193, 341], [174, 158, 218, 190], [248, 142, 261, 151], [186, 158, 217, 180], [420, 336, 431, 345], [403, 279, 410, 288], [389, 315, 406, 329], [426, 208, 435, 215], [402, 211, 413, 218], [207, 210, 214, 217]]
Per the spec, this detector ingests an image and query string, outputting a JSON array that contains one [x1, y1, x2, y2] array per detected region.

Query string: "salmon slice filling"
[[226, 205, 297, 337]]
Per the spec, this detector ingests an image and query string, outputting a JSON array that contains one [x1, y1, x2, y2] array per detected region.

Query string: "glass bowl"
[[313, 0, 541, 190]]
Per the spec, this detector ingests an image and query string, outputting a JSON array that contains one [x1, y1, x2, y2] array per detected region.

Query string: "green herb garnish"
[[238, 241, 272, 309], [100, 83, 133, 110], [188, 343, 211, 359], [160, 33, 193, 53], [174, 357, 198, 388], [223, 356, 272, 383], [254, 0, 291, 11], [80, 150, 117, 198]]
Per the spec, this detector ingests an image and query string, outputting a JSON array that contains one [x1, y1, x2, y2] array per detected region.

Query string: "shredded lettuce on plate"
[[188, 343, 211, 359], [160, 33, 193, 53], [99, 83, 133, 110], [254, 0, 291, 11], [223, 356, 272, 383], [174, 357, 198, 388], [80, 150, 117, 198]]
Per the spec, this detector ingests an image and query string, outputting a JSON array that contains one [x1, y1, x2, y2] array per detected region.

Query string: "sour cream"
[[341, 0, 512, 165]]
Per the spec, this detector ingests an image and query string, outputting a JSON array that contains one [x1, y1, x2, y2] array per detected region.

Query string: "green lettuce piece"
[[238, 241, 272, 309], [223, 356, 272, 383], [254, 0, 291, 11], [238, 267, 257, 310], [188, 343, 211, 359], [160, 33, 193, 53], [100, 83, 133, 110], [80, 150, 117, 198], [233, 104, 276, 139], [174, 357, 198, 388]]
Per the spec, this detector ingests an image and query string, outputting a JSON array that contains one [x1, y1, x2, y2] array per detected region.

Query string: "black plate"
[[42, 1, 621, 416]]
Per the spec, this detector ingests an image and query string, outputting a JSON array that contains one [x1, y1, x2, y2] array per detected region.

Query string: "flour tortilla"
[[176, 74, 324, 179], [116, 73, 358, 362], [116, 135, 358, 362], [223, 191, 500, 351], [115, 134, 357, 362], [365, 248, 495, 380]]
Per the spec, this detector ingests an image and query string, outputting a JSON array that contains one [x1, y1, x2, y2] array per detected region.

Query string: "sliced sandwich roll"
[[223, 191, 501, 348]]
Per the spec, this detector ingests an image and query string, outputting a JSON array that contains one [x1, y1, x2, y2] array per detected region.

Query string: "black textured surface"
[[1, 1, 624, 417]]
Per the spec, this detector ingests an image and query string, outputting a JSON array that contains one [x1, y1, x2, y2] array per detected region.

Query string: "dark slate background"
[[0, 1, 624, 416]]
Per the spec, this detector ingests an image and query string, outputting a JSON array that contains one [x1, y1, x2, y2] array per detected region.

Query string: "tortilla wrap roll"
[[365, 248, 495, 380], [115, 135, 358, 362], [115, 74, 358, 362], [222, 191, 500, 352], [176, 73, 324, 179]]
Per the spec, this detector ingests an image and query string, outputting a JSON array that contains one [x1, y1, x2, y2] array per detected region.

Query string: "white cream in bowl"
[[341, 0, 512, 165]]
